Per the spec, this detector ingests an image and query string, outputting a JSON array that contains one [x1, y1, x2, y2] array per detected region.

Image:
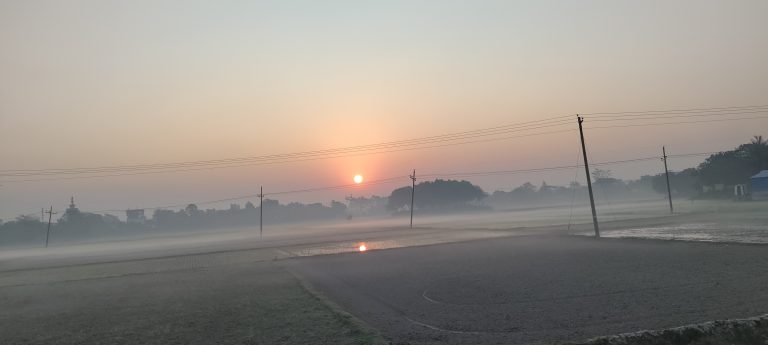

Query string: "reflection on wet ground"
[[579, 223, 768, 243], [282, 229, 515, 257]]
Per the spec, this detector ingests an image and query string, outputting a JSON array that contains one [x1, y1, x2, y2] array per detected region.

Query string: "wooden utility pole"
[[577, 115, 600, 238], [409, 169, 416, 228], [44, 206, 56, 248], [258, 186, 264, 239], [662, 146, 674, 214]]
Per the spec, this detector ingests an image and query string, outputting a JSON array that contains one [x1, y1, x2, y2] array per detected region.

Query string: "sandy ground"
[[286, 235, 768, 345]]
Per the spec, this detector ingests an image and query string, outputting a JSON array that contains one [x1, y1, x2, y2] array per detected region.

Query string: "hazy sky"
[[1, 0, 767, 219]]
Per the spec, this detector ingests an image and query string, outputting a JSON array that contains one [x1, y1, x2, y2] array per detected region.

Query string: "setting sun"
[[353, 174, 363, 184]]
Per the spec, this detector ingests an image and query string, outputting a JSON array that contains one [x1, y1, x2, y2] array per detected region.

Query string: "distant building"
[[750, 170, 768, 200], [61, 196, 81, 221], [126, 209, 146, 224]]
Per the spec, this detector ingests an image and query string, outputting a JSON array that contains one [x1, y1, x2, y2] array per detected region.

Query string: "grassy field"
[[568, 314, 768, 345], [3, 199, 768, 344], [0, 260, 387, 345]]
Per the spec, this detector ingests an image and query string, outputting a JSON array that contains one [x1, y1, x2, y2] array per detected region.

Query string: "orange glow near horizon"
[[358, 243, 367, 252]]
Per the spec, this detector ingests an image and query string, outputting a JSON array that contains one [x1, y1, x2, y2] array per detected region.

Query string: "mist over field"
[[2, 1, 768, 344], [4, 136, 767, 251]]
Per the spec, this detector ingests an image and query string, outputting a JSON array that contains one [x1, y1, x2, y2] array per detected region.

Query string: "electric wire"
[[0, 116, 573, 177], [0, 127, 574, 183], [78, 150, 719, 215]]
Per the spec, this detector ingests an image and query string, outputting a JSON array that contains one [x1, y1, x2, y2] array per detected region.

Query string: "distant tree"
[[651, 168, 700, 197], [329, 200, 347, 215], [347, 196, 388, 216], [539, 181, 556, 195], [592, 169, 612, 181], [512, 182, 537, 194], [262, 199, 279, 209], [0, 215, 45, 247], [387, 186, 415, 212], [698, 135, 768, 186], [386, 179, 487, 213], [185, 204, 199, 216]]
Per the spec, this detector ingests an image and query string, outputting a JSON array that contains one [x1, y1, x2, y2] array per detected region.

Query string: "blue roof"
[[752, 170, 768, 179]]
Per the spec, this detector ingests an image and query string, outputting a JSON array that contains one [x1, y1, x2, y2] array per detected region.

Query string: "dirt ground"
[[286, 235, 768, 345]]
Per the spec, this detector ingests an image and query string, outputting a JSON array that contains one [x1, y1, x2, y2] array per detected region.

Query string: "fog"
[[2, 144, 768, 344], [3, 1, 768, 344]]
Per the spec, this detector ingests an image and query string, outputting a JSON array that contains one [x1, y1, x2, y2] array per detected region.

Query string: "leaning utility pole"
[[662, 146, 674, 214], [44, 206, 56, 248], [577, 115, 600, 238], [258, 186, 264, 239], [409, 169, 416, 228]]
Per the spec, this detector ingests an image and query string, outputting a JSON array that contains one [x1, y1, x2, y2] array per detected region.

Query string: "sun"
[[353, 174, 364, 184]]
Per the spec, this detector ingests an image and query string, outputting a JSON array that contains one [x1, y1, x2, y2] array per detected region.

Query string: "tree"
[[651, 168, 699, 197], [698, 135, 768, 186], [185, 204, 199, 216], [512, 182, 537, 194], [386, 179, 487, 212], [592, 169, 612, 181]]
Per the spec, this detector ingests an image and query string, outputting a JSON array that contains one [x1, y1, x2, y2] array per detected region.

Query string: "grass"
[[564, 315, 768, 345], [0, 261, 389, 345]]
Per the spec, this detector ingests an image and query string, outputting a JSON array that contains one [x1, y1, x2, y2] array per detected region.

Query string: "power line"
[[78, 150, 719, 216], [4, 116, 743, 183], [87, 175, 410, 213], [418, 156, 669, 179], [584, 115, 768, 130], [581, 104, 768, 116], [4, 104, 765, 182], [0, 127, 574, 183], [0, 116, 572, 177], [584, 109, 768, 121]]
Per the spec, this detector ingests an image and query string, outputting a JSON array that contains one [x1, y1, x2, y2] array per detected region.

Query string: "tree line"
[[1, 136, 764, 248]]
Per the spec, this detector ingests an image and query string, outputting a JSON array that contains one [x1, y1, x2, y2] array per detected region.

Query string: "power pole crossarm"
[[577, 115, 600, 238]]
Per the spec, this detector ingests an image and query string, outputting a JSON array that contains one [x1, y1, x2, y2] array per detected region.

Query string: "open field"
[[0, 259, 387, 345], [1, 199, 767, 344], [286, 235, 768, 345]]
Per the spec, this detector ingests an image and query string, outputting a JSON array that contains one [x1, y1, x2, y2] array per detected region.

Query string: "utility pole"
[[258, 186, 264, 240], [577, 115, 600, 238], [409, 169, 416, 229], [44, 206, 56, 248], [662, 146, 674, 214]]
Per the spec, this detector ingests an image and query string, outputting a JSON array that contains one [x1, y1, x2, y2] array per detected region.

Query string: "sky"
[[1, 0, 767, 219]]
